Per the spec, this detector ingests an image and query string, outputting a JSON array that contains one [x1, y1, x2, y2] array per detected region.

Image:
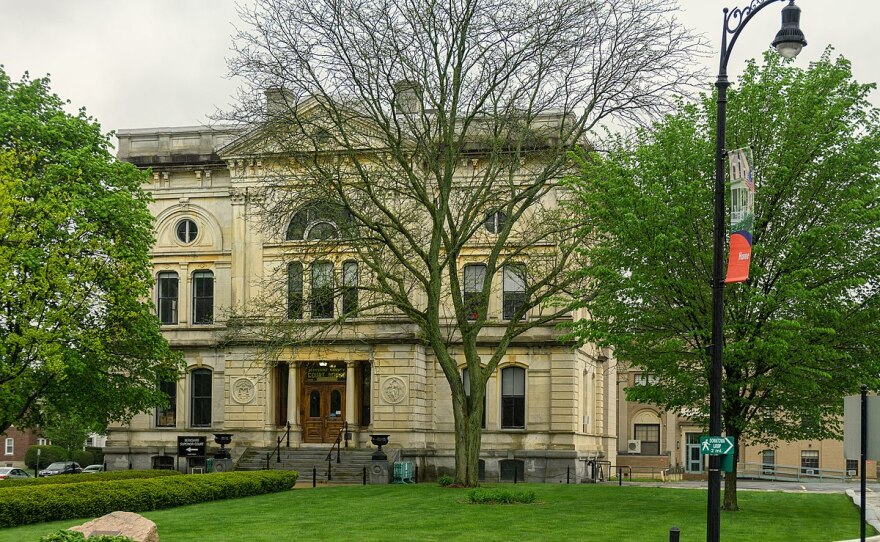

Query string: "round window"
[[176, 219, 198, 244]]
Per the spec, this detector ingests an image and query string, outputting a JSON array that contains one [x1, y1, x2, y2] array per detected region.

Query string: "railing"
[[736, 461, 852, 482], [325, 422, 347, 481], [265, 422, 291, 469]]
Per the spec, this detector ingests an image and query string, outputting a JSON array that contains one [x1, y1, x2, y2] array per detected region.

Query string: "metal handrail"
[[326, 422, 347, 464], [270, 422, 292, 465]]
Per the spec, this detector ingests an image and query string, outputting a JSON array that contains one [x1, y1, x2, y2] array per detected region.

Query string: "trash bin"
[[392, 461, 414, 484], [206, 458, 214, 473]]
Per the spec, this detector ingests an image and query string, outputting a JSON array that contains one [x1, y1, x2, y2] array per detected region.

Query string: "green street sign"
[[699, 436, 735, 456]]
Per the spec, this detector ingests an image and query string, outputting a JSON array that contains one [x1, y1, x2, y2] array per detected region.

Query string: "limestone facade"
[[104, 125, 617, 482]]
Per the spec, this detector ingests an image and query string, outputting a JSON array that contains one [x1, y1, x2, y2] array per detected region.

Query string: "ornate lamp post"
[[709, 2, 807, 541]]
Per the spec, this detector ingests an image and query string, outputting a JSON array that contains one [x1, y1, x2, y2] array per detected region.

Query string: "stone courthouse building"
[[103, 108, 618, 481]]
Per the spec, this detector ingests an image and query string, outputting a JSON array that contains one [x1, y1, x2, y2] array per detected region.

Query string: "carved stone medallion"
[[231, 378, 256, 404], [381, 376, 408, 404]]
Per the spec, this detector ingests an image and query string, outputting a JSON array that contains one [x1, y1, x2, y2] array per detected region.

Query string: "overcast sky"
[[1, 0, 877, 137]]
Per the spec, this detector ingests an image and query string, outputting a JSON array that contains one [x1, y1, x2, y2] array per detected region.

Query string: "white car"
[[81, 464, 105, 474], [0, 467, 31, 480]]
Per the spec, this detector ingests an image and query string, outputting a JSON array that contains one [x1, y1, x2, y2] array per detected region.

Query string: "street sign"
[[177, 436, 206, 457], [844, 395, 880, 461], [699, 436, 735, 456]]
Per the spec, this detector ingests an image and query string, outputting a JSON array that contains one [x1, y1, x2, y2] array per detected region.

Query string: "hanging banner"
[[725, 147, 755, 283]]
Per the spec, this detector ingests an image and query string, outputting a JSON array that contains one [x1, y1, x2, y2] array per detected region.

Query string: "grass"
[[0, 483, 872, 542]]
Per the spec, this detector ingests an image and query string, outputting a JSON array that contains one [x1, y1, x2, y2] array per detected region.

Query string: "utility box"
[[393, 461, 414, 483]]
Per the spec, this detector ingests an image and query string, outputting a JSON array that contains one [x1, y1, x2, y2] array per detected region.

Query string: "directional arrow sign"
[[699, 436, 735, 456], [177, 436, 206, 457]]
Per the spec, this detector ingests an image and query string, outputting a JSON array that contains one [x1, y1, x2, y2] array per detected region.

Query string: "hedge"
[[0, 470, 298, 528], [0, 469, 181, 489], [24, 446, 68, 469]]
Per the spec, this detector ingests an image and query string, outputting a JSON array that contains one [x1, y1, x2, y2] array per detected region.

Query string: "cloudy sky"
[[1, 0, 877, 137]]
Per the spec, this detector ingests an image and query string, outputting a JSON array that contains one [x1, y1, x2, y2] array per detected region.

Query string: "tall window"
[[501, 366, 525, 429], [463, 368, 486, 429], [276, 364, 289, 427], [4, 438, 12, 455], [463, 264, 486, 320], [311, 262, 334, 319], [634, 424, 660, 455], [801, 450, 819, 474], [192, 271, 214, 324], [190, 369, 212, 427], [156, 380, 177, 427], [157, 272, 179, 325], [502, 264, 526, 320], [342, 261, 359, 316], [287, 262, 303, 319], [847, 459, 858, 476]]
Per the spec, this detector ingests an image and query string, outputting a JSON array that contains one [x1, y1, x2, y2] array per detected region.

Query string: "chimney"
[[392, 80, 423, 115], [265, 87, 294, 117]]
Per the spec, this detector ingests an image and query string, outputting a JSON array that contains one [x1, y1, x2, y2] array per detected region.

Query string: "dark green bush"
[[70, 449, 97, 467], [0, 470, 298, 527], [25, 445, 67, 469], [40, 531, 134, 541], [0, 469, 181, 489], [437, 475, 453, 487], [466, 488, 536, 504]]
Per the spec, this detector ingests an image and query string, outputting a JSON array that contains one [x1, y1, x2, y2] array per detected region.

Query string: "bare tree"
[[223, 0, 703, 485]]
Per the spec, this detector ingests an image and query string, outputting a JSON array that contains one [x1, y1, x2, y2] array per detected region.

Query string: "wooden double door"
[[301, 383, 346, 443]]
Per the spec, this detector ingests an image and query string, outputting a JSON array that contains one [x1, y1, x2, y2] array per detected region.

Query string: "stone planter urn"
[[370, 434, 390, 460], [213, 433, 233, 459]]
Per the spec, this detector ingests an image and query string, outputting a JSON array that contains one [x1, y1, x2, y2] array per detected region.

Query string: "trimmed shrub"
[[0, 470, 298, 528], [40, 531, 134, 542], [466, 488, 536, 504], [437, 475, 453, 487], [0, 469, 181, 489], [25, 445, 67, 469], [70, 449, 98, 467]]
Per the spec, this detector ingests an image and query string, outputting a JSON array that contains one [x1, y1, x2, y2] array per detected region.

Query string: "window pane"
[[157, 272, 179, 325], [342, 261, 358, 316], [501, 367, 525, 429], [176, 219, 198, 243], [503, 265, 526, 320], [288, 262, 303, 319], [330, 390, 342, 417], [192, 271, 214, 324], [156, 380, 177, 427], [190, 369, 212, 427], [463, 264, 486, 320], [310, 390, 320, 417], [311, 262, 334, 319]]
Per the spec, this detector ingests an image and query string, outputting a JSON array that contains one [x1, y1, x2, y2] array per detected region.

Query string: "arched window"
[[287, 262, 303, 319], [501, 366, 525, 429], [192, 270, 214, 324], [285, 202, 353, 241], [157, 272, 179, 325], [190, 368, 212, 428]]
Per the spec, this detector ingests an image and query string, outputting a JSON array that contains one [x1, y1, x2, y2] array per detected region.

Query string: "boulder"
[[69, 511, 158, 542]]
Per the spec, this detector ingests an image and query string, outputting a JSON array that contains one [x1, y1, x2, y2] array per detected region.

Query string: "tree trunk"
[[722, 429, 741, 511], [452, 386, 484, 486]]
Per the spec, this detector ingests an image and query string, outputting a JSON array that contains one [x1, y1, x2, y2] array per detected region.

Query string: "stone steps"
[[237, 447, 377, 484]]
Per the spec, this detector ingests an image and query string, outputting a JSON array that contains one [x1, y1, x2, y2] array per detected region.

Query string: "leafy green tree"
[[41, 413, 100, 460], [0, 68, 182, 434], [568, 50, 880, 509]]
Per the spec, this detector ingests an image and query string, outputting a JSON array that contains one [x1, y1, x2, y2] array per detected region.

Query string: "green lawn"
[[0, 483, 871, 542]]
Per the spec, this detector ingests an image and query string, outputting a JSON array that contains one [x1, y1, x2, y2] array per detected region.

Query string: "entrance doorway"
[[301, 363, 346, 443], [685, 432, 703, 473]]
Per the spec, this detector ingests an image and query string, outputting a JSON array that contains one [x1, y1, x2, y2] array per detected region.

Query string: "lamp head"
[[771, 0, 807, 59]]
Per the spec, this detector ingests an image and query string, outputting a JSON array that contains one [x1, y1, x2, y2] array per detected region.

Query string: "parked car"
[[81, 464, 104, 474], [0, 467, 31, 480], [38, 461, 82, 477]]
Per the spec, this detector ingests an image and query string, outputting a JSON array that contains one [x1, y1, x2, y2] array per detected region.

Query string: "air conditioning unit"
[[847, 469, 857, 476], [627, 440, 641, 454], [804, 468, 816, 476]]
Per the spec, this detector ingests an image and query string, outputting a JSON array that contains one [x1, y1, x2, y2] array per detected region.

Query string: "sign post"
[[177, 436, 206, 458]]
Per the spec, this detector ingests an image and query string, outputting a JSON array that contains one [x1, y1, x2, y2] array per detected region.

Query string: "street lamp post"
[[709, 2, 807, 542]]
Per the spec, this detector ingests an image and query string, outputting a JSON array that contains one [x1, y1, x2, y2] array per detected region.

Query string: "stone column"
[[345, 361, 359, 446], [287, 362, 299, 428]]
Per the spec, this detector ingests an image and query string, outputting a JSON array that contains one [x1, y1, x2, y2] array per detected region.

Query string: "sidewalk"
[[841, 488, 880, 542]]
